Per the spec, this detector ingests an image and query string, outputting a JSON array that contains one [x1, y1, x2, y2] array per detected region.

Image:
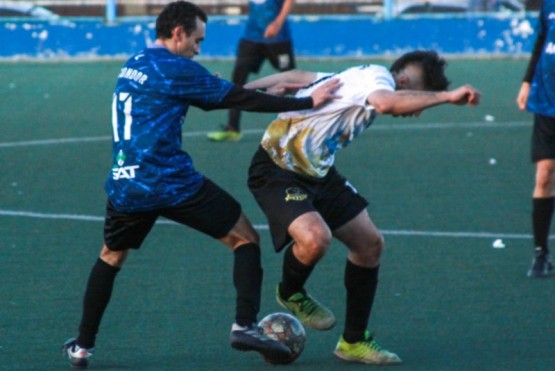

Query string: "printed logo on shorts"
[[278, 54, 291, 70], [285, 187, 307, 202]]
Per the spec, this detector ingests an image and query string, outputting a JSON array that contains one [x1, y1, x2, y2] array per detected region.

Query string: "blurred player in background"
[[207, 0, 296, 142], [61, 1, 340, 368], [245, 50, 481, 365], [516, 0, 555, 278]]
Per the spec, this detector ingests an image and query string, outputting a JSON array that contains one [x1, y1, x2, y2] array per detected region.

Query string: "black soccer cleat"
[[230, 323, 292, 362], [527, 248, 554, 278]]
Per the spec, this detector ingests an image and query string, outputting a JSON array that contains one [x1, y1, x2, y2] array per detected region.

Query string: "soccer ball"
[[258, 312, 306, 364]]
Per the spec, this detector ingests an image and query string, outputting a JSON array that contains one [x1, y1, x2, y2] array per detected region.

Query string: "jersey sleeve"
[[341, 65, 395, 107], [523, 6, 546, 83], [163, 60, 234, 105]]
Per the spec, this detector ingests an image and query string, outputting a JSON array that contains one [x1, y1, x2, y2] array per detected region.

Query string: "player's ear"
[[172, 26, 185, 40]]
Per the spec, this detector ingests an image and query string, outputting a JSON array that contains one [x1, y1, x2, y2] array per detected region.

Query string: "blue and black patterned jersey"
[[243, 0, 291, 43], [528, 0, 555, 117], [105, 46, 233, 212]]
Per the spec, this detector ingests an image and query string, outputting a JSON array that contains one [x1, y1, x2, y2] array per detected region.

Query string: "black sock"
[[343, 260, 379, 343], [532, 197, 554, 253], [279, 245, 315, 300], [233, 243, 262, 327], [77, 258, 120, 348]]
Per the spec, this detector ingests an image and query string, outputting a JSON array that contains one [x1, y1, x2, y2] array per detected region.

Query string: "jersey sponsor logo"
[[545, 42, 555, 54], [111, 149, 140, 180], [284, 187, 307, 202], [112, 165, 140, 180]]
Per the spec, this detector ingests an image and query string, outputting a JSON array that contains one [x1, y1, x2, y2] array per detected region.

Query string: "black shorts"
[[248, 147, 369, 252], [103, 179, 241, 251], [531, 114, 555, 162], [235, 39, 296, 74]]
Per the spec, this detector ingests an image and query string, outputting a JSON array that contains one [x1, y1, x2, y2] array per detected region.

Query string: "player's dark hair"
[[390, 50, 450, 91], [155, 1, 207, 39]]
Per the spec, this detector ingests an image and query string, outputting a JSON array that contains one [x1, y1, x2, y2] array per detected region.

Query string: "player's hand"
[[266, 82, 306, 96], [264, 22, 281, 38], [516, 82, 530, 110], [310, 79, 342, 108], [448, 85, 481, 106]]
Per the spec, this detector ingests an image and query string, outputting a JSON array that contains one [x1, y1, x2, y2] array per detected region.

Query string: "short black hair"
[[155, 1, 207, 39], [390, 50, 450, 91]]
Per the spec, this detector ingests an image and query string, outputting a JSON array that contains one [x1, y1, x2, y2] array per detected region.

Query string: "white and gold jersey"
[[261, 64, 395, 178]]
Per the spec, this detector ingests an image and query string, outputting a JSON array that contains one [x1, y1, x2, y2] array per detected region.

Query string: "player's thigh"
[[103, 199, 158, 251], [531, 114, 555, 162], [333, 209, 382, 253], [234, 39, 265, 75], [253, 178, 316, 252], [218, 212, 260, 249], [315, 168, 369, 232], [248, 149, 316, 252], [161, 179, 242, 241]]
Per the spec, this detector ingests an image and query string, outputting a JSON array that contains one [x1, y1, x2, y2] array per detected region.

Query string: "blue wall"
[[0, 13, 538, 59]]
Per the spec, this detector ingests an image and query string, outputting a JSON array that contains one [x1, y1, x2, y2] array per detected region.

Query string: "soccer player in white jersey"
[[246, 50, 481, 365]]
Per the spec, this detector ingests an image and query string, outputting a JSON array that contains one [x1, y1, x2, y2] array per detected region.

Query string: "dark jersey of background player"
[[244, 0, 292, 43], [516, 0, 555, 278], [523, 0, 555, 116]]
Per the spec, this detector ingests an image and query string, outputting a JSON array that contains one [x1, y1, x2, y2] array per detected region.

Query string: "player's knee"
[[246, 230, 261, 246], [297, 231, 331, 263], [100, 246, 128, 267], [372, 233, 385, 252], [535, 175, 555, 196], [536, 162, 555, 191], [364, 233, 385, 262]]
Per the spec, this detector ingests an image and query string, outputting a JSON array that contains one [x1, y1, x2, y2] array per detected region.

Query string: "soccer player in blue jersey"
[[245, 51, 480, 365], [62, 1, 340, 368], [207, 0, 296, 142], [516, 0, 555, 278]]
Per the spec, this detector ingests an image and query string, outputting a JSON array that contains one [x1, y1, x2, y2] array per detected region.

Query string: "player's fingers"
[[323, 79, 343, 97], [465, 88, 481, 106]]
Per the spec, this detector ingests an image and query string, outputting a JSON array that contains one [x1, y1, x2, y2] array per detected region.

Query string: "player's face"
[[395, 65, 425, 91], [175, 18, 205, 59]]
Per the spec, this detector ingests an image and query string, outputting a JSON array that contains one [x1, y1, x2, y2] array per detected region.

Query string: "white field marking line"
[[0, 209, 531, 240], [0, 121, 530, 149]]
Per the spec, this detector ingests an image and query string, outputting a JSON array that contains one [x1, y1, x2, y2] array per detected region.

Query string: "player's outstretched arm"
[[245, 70, 317, 91], [368, 85, 481, 116], [202, 78, 340, 113], [245, 71, 341, 107]]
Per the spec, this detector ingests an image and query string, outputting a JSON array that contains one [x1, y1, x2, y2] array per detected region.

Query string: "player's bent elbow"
[[370, 99, 394, 115]]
